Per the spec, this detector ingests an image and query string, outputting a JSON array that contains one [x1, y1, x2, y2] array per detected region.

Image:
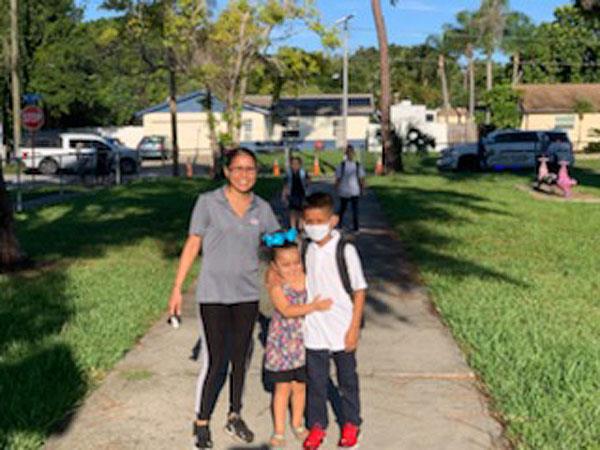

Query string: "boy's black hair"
[[224, 147, 257, 168], [303, 192, 334, 213], [290, 155, 303, 164]]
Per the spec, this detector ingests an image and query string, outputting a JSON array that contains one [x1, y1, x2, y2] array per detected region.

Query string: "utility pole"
[[335, 14, 353, 152], [10, 0, 21, 156], [10, 0, 22, 212]]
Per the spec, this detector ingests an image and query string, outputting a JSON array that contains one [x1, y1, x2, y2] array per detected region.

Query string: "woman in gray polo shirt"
[[168, 148, 280, 449]]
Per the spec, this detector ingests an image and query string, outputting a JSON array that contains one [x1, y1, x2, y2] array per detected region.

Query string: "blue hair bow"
[[262, 228, 298, 248]]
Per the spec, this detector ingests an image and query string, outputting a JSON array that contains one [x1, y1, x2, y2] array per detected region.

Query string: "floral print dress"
[[265, 284, 307, 372]]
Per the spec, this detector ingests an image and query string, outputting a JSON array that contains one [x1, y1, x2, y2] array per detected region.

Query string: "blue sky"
[[79, 0, 569, 52]]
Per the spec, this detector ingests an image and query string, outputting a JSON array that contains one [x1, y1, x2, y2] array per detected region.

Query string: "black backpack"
[[300, 233, 359, 299]]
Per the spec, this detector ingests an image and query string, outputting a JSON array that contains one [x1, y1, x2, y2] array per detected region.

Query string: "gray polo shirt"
[[189, 186, 280, 304]]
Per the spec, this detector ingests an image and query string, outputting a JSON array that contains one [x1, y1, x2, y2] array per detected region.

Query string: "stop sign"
[[22, 105, 45, 131]]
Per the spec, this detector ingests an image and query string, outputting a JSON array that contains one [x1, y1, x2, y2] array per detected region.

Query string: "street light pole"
[[10, 0, 22, 212], [335, 14, 353, 152]]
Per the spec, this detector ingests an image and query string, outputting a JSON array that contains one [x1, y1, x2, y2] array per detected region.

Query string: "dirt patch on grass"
[[515, 184, 600, 203]]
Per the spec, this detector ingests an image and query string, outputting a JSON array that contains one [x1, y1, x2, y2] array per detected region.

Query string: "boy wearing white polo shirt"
[[301, 192, 367, 450]]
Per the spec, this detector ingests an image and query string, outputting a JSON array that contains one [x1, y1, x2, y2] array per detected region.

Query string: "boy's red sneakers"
[[338, 422, 361, 448], [303, 425, 326, 450]]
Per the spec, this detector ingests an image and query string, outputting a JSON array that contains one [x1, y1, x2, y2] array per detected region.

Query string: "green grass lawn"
[[0, 176, 282, 449], [369, 155, 599, 449]]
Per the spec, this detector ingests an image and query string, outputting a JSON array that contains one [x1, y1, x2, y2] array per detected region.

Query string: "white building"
[[135, 92, 375, 163]]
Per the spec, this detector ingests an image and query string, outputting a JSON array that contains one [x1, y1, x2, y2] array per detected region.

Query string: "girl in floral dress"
[[263, 231, 332, 448]]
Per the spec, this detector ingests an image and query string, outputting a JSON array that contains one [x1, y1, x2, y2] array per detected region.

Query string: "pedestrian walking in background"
[[282, 156, 310, 229], [335, 145, 365, 233]]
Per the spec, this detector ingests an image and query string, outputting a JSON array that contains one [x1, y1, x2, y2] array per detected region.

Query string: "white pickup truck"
[[18, 133, 140, 175]]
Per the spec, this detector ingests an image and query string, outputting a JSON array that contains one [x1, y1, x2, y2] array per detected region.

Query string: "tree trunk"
[[467, 44, 475, 119], [486, 54, 493, 91], [2, 0, 25, 270], [205, 89, 220, 178], [0, 165, 24, 269], [578, 114, 584, 152], [511, 51, 520, 86], [167, 50, 179, 177], [371, 0, 401, 172], [438, 54, 451, 114]]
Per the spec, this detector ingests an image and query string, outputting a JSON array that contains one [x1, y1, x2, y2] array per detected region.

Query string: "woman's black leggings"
[[195, 302, 258, 420]]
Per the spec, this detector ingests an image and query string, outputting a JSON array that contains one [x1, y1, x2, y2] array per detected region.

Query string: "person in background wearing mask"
[[335, 145, 366, 233]]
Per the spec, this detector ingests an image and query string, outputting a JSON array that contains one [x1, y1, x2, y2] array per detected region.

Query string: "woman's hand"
[[311, 295, 333, 311], [265, 262, 284, 289], [168, 287, 183, 316]]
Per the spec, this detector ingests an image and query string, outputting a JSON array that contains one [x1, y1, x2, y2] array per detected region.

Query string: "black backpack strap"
[[340, 160, 346, 178], [336, 233, 356, 298], [300, 238, 310, 272]]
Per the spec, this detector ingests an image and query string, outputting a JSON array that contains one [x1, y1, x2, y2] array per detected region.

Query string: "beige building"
[[136, 92, 375, 163], [518, 83, 600, 152]]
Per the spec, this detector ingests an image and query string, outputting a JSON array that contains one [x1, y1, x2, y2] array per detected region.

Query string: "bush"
[[583, 142, 600, 153]]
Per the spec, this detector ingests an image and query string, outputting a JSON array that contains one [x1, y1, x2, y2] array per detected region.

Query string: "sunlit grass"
[[370, 155, 600, 449]]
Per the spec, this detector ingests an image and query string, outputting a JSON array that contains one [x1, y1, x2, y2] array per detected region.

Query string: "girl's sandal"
[[269, 433, 286, 448], [293, 425, 309, 441]]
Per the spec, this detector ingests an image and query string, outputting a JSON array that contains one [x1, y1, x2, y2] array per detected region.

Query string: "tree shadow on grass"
[[1, 178, 285, 445], [354, 179, 529, 330], [0, 268, 86, 448]]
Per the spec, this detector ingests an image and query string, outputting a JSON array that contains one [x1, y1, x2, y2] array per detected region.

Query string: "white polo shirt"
[[304, 230, 368, 351]]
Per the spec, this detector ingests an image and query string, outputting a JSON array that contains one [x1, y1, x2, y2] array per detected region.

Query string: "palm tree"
[[445, 11, 478, 118], [474, 0, 509, 92], [371, 0, 401, 172], [501, 12, 535, 86], [425, 33, 454, 114]]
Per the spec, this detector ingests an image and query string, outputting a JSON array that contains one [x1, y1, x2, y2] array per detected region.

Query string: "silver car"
[[437, 130, 574, 172]]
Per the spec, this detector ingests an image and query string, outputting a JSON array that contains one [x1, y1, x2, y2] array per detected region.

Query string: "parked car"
[[437, 130, 574, 172], [137, 135, 172, 159], [19, 133, 140, 175]]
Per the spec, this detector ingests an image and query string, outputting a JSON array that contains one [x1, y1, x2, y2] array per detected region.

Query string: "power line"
[[386, 58, 600, 68]]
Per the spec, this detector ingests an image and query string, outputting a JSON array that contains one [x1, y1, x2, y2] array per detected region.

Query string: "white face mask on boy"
[[304, 224, 331, 242]]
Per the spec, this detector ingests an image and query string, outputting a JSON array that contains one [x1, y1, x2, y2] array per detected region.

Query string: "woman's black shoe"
[[224, 413, 254, 443], [193, 422, 213, 449]]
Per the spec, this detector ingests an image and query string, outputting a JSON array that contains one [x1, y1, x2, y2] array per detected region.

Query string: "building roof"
[[136, 92, 374, 119], [271, 94, 374, 117], [517, 83, 600, 113], [135, 91, 270, 118]]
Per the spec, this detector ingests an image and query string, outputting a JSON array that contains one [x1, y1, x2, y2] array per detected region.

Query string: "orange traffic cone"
[[375, 156, 384, 175], [313, 157, 320, 176], [273, 159, 280, 177]]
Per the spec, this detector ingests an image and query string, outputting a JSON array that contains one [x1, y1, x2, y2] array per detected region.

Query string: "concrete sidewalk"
[[44, 183, 506, 450]]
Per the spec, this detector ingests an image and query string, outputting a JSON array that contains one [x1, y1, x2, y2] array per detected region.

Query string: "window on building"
[[242, 119, 253, 141], [554, 115, 575, 130]]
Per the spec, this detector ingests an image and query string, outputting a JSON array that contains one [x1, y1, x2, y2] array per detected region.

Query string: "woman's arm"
[[168, 234, 202, 315], [269, 285, 331, 318]]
